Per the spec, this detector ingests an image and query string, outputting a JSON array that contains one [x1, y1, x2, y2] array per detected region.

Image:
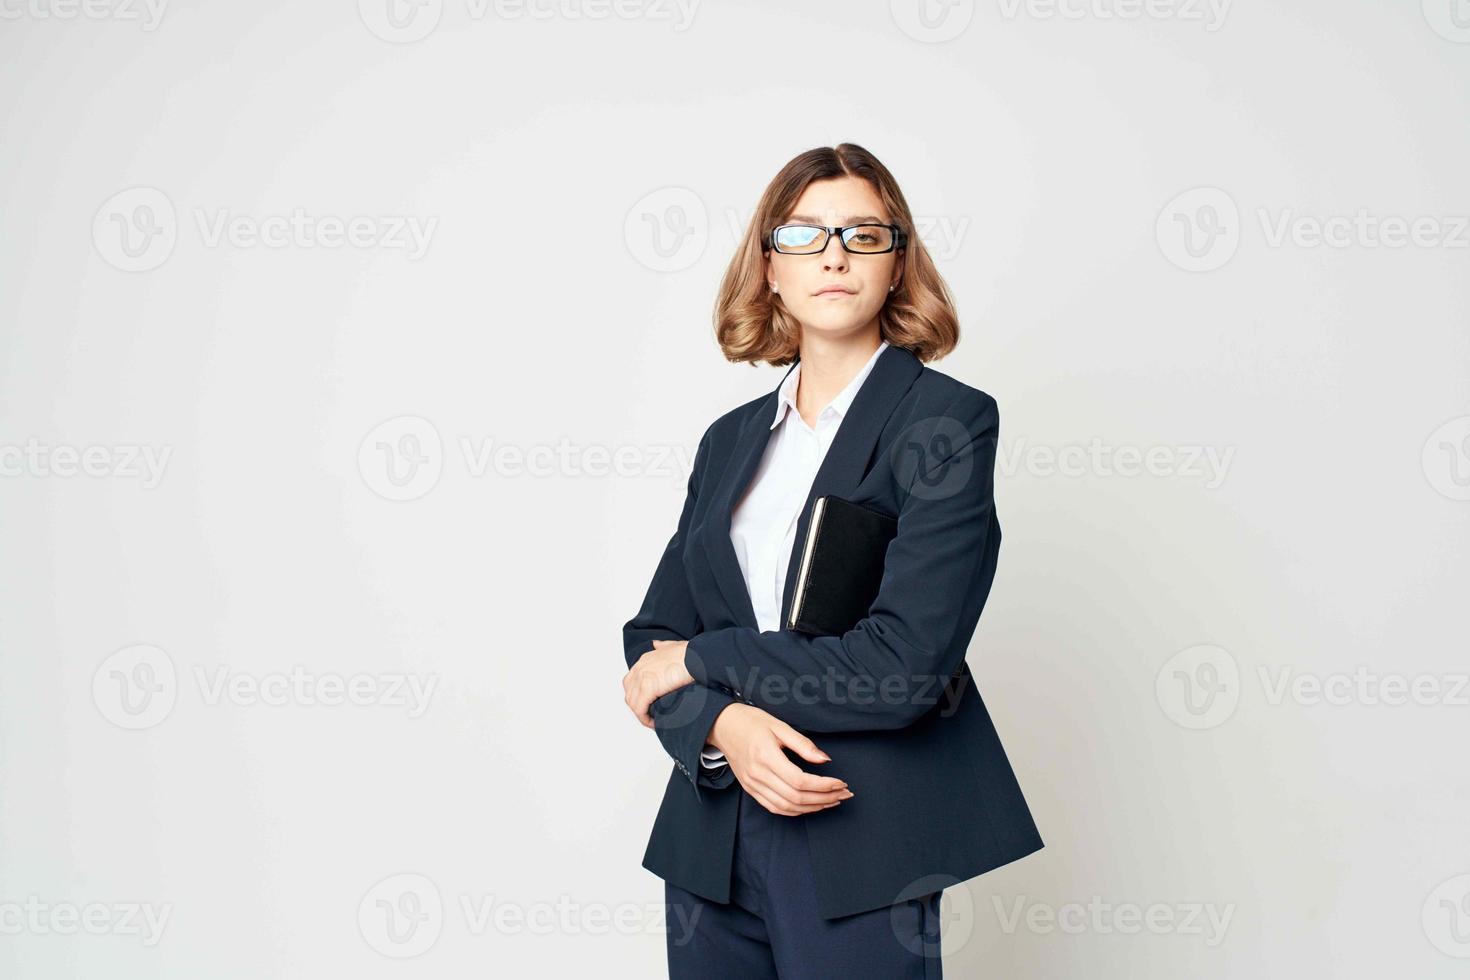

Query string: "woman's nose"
[[821, 233, 848, 270]]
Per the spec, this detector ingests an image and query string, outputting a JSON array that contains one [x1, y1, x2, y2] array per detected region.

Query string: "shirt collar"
[[770, 339, 890, 430]]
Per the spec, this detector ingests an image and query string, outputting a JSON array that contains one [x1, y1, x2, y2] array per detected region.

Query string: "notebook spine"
[[786, 495, 827, 630]]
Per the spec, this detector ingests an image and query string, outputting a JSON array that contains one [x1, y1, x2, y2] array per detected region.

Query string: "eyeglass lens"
[[773, 224, 896, 254]]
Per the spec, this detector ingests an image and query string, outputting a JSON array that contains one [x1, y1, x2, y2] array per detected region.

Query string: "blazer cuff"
[[651, 683, 737, 801]]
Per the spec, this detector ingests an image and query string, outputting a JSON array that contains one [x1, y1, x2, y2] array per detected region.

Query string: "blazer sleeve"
[[684, 390, 1002, 734], [623, 424, 738, 801]]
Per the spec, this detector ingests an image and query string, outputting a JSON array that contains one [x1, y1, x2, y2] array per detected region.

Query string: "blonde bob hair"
[[714, 143, 960, 367]]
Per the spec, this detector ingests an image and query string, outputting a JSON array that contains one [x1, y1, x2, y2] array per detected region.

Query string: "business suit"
[[623, 342, 1044, 927]]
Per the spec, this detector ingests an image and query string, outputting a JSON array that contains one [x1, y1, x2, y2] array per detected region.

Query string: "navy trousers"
[[664, 787, 944, 979]]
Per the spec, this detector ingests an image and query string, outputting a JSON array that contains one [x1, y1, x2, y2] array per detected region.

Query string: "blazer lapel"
[[703, 343, 923, 632]]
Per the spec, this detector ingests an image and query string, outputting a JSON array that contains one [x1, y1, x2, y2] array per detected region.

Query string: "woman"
[[622, 144, 1043, 979]]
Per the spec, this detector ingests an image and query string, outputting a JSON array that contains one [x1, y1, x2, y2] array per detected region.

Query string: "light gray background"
[[2, 0, 1468, 976]]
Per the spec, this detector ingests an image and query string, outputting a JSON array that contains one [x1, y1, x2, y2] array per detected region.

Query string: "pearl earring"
[[771, 283, 779, 294]]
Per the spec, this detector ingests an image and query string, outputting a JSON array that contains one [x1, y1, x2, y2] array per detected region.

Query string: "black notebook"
[[786, 495, 899, 636]]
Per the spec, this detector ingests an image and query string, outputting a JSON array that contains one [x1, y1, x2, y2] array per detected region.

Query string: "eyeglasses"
[[768, 223, 907, 255]]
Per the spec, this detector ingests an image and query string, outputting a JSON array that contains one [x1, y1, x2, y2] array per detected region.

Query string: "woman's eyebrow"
[[787, 214, 885, 224]]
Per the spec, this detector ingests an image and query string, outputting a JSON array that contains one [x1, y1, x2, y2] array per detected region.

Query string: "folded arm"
[[622, 425, 737, 801]]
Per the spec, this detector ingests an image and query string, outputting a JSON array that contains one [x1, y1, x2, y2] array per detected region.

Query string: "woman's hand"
[[623, 639, 696, 728], [709, 703, 854, 816]]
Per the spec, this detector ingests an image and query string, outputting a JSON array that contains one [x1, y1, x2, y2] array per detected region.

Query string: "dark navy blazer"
[[622, 342, 1044, 921]]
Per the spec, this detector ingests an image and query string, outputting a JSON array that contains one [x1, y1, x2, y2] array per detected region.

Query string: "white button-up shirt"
[[700, 339, 890, 770]]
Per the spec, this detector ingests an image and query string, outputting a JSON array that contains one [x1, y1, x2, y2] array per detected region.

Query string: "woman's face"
[[765, 176, 903, 342]]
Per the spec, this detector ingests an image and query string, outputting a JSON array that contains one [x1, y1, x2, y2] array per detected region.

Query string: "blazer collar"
[[770, 339, 891, 431], [704, 342, 924, 631]]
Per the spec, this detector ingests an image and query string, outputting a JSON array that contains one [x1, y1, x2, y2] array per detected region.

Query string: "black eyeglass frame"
[[767, 223, 909, 255]]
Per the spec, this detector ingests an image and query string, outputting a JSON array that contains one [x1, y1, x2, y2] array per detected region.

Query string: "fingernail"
[[841, 791, 854, 799], [817, 754, 831, 762]]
